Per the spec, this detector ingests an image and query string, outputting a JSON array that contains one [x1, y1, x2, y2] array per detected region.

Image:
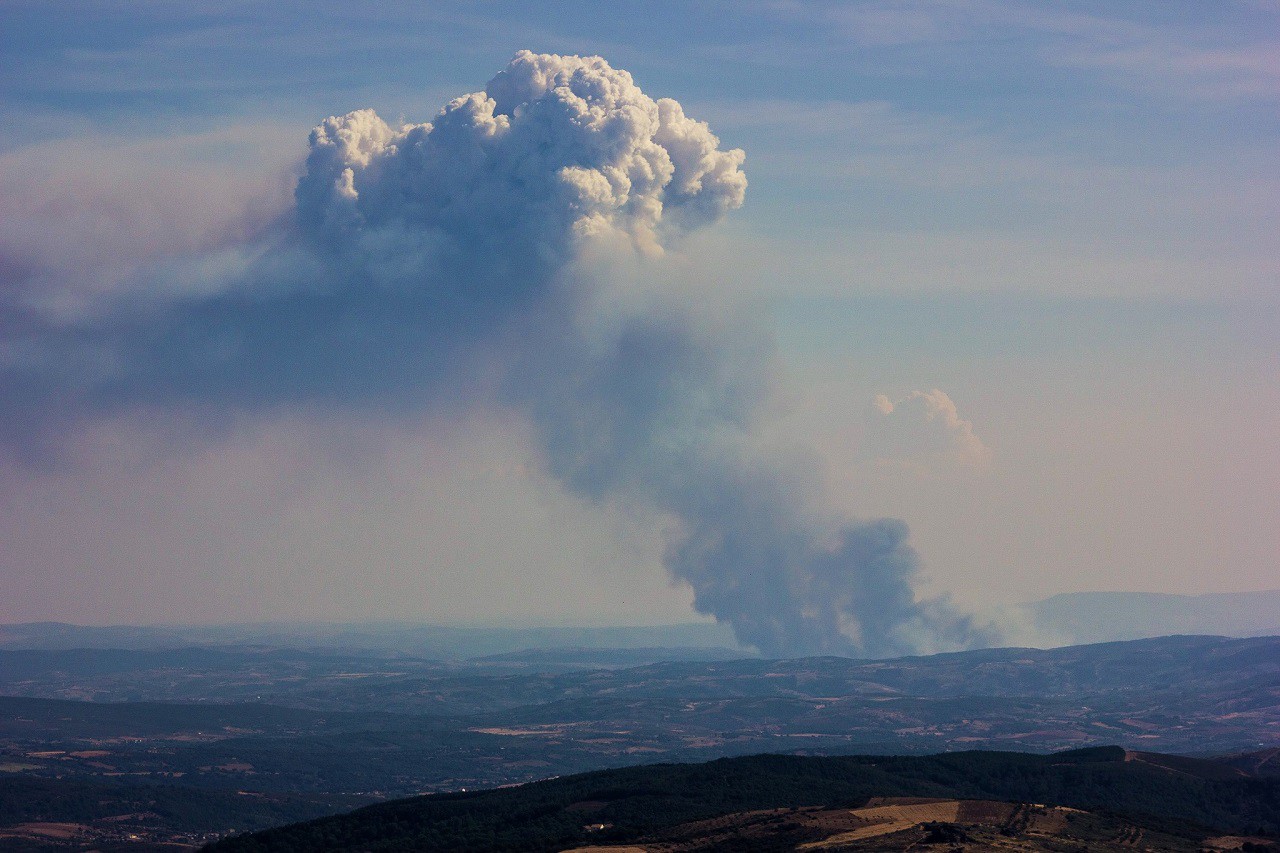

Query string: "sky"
[[0, 1, 1276, 644]]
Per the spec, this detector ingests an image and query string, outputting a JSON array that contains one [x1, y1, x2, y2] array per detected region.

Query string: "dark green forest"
[[210, 747, 1280, 852]]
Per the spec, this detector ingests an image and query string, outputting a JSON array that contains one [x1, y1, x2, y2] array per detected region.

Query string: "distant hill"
[[2, 635, 1278, 848], [3, 636, 1278, 780], [10, 596, 1278, 659], [0, 621, 741, 659], [207, 747, 1280, 852], [1028, 590, 1280, 645], [468, 645, 751, 671], [1217, 746, 1280, 778], [0, 776, 371, 849]]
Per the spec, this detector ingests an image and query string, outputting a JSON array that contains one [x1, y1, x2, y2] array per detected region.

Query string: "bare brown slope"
[[563, 798, 1265, 852]]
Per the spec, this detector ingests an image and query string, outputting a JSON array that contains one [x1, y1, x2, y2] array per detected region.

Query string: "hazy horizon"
[[4, 587, 1280, 630]]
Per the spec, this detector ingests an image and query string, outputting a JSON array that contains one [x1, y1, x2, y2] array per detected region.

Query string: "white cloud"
[[867, 389, 990, 468]]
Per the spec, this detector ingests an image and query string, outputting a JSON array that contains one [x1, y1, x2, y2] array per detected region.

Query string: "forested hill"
[[209, 746, 1280, 852]]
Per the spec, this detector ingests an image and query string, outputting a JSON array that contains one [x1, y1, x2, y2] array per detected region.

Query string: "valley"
[[0, 634, 1277, 848]]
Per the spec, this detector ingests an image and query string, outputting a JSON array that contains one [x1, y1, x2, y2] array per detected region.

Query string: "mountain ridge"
[[205, 746, 1280, 852]]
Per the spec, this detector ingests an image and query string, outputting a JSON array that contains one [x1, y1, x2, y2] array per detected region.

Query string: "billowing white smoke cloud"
[[0, 52, 995, 658], [296, 51, 745, 265], [869, 389, 990, 468]]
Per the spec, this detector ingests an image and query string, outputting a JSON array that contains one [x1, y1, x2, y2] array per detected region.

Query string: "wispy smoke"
[[0, 51, 995, 657]]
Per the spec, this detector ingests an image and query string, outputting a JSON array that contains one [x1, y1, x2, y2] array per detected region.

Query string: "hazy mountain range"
[[1025, 590, 1280, 645], [2, 590, 1276, 659]]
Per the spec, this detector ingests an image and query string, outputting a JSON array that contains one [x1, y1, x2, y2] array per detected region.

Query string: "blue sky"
[[0, 1, 1275, 632]]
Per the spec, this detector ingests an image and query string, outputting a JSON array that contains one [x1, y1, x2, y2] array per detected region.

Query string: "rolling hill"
[[207, 746, 1280, 852]]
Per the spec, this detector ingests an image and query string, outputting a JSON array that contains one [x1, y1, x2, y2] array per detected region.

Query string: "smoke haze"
[[0, 51, 996, 658]]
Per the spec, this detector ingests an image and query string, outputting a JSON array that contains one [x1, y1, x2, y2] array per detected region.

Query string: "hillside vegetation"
[[209, 747, 1280, 852]]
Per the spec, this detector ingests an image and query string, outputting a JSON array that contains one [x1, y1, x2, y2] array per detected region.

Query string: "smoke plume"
[[0, 51, 995, 657]]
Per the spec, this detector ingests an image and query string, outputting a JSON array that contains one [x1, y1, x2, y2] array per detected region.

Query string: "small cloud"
[[867, 389, 990, 468]]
